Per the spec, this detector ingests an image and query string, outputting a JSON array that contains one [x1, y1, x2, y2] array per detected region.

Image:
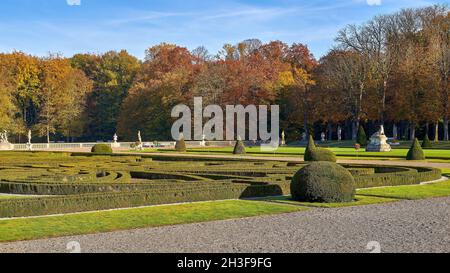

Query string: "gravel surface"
[[1, 197, 449, 253]]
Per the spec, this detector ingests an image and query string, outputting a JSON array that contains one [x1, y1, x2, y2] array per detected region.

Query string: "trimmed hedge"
[[304, 135, 336, 162], [422, 135, 433, 149], [309, 148, 337, 162], [91, 144, 113, 155], [407, 138, 426, 160], [357, 126, 368, 147], [0, 183, 288, 218], [353, 166, 441, 188], [175, 136, 187, 152], [0, 152, 443, 218], [233, 140, 246, 155], [291, 162, 355, 203], [304, 135, 316, 161]]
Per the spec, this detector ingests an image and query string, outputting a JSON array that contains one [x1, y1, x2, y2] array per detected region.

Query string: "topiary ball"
[[233, 140, 246, 155], [91, 144, 113, 155], [291, 162, 355, 203], [407, 138, 426, 160], [422, 135, 433, 149]]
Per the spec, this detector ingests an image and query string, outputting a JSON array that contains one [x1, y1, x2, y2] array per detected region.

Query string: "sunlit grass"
[[0, 200, 305, 243], [134, 146, 450, 160]]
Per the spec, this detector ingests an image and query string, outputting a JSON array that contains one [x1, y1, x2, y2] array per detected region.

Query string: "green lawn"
[[137, 146, 450, 160], [0, 200, 305, 243]]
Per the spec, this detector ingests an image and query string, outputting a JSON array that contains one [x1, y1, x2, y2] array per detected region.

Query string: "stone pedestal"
[[111, 142, 120, 148], [0, 143, 13, 151], [366, 126, 391, 152]]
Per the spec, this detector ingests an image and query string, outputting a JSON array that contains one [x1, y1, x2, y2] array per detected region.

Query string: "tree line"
[[0, 5, 448, 143]]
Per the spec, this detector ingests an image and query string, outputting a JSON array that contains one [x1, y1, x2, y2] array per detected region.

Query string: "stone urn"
[[366, 125, 391, 152]]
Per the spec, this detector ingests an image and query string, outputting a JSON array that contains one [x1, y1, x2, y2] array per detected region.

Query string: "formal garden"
[[0, 139, 450, 243]]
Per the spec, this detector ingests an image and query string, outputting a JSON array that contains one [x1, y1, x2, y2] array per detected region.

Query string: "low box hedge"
[[0, 182, 288, 218]]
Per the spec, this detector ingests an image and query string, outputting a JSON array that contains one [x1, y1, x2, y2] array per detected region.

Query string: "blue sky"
[[0, 0, 447, 59]]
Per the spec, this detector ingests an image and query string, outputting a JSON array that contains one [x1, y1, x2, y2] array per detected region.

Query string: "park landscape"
[[0, 2, 449, 254]]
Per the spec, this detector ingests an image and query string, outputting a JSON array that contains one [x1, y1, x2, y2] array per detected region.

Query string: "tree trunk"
[[444, 118, 449, 141], [380, 80, 387, 125], [425, 122, 429, 136], [435, 122, 439, 142], [410, 122, 416, 140], [327, 123, 333, 141], [47, 126, 50, 144], [393, 124, 398, 140], [352, 120, 358, 141]]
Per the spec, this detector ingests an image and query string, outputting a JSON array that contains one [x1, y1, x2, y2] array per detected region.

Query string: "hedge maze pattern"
[[0, 152, 442, 218]]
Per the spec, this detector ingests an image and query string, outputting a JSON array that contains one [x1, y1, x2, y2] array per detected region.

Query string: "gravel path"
[[1, 197, 449, 253]]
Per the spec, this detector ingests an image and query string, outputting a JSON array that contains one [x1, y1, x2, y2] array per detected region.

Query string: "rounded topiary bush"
[[233, 139, 246, 155], [175, 135, 187, 152], [291, 162, 355, 203], [422, 135, 433, 149], [91, 144, 112, 154], [407, 138, 426, 160], [357, 125, 368, 147]]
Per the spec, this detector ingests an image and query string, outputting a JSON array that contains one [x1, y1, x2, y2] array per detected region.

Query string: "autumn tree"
[[0, 52, 40, 135], [36, 56, 92, 143], [0, 62, 23, 134], [118, 44, 197, 140]]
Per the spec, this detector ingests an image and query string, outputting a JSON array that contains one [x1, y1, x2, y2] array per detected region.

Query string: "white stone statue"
[[200, 134, 206, 147], [321, 132, 326, 142], [26, 130, 33, 151], [366, 125, 391, 152], [0, 130, 13, 151], [338, 126, 342, 141], [0, 130, 9, 143], [135, 131, 143, 151], [281, 131, 286, 146], [111, 133, 120, 148]]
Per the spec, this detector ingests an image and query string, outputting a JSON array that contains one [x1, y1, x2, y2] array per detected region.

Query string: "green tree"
[[72, 50, 140, 140]]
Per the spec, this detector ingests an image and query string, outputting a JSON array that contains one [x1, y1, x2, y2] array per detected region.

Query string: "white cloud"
[[366, 0, 382, 6], [67, 0, 81, 6]]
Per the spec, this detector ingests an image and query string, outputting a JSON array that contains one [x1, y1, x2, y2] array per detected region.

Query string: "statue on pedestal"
[[26, 130, 33, 151], [112, 133, 120, 148], [281, 131, 286, 146], [366, 125, 392, 152], [200, 134, 206, 147], [136, 131, 143, 150]]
